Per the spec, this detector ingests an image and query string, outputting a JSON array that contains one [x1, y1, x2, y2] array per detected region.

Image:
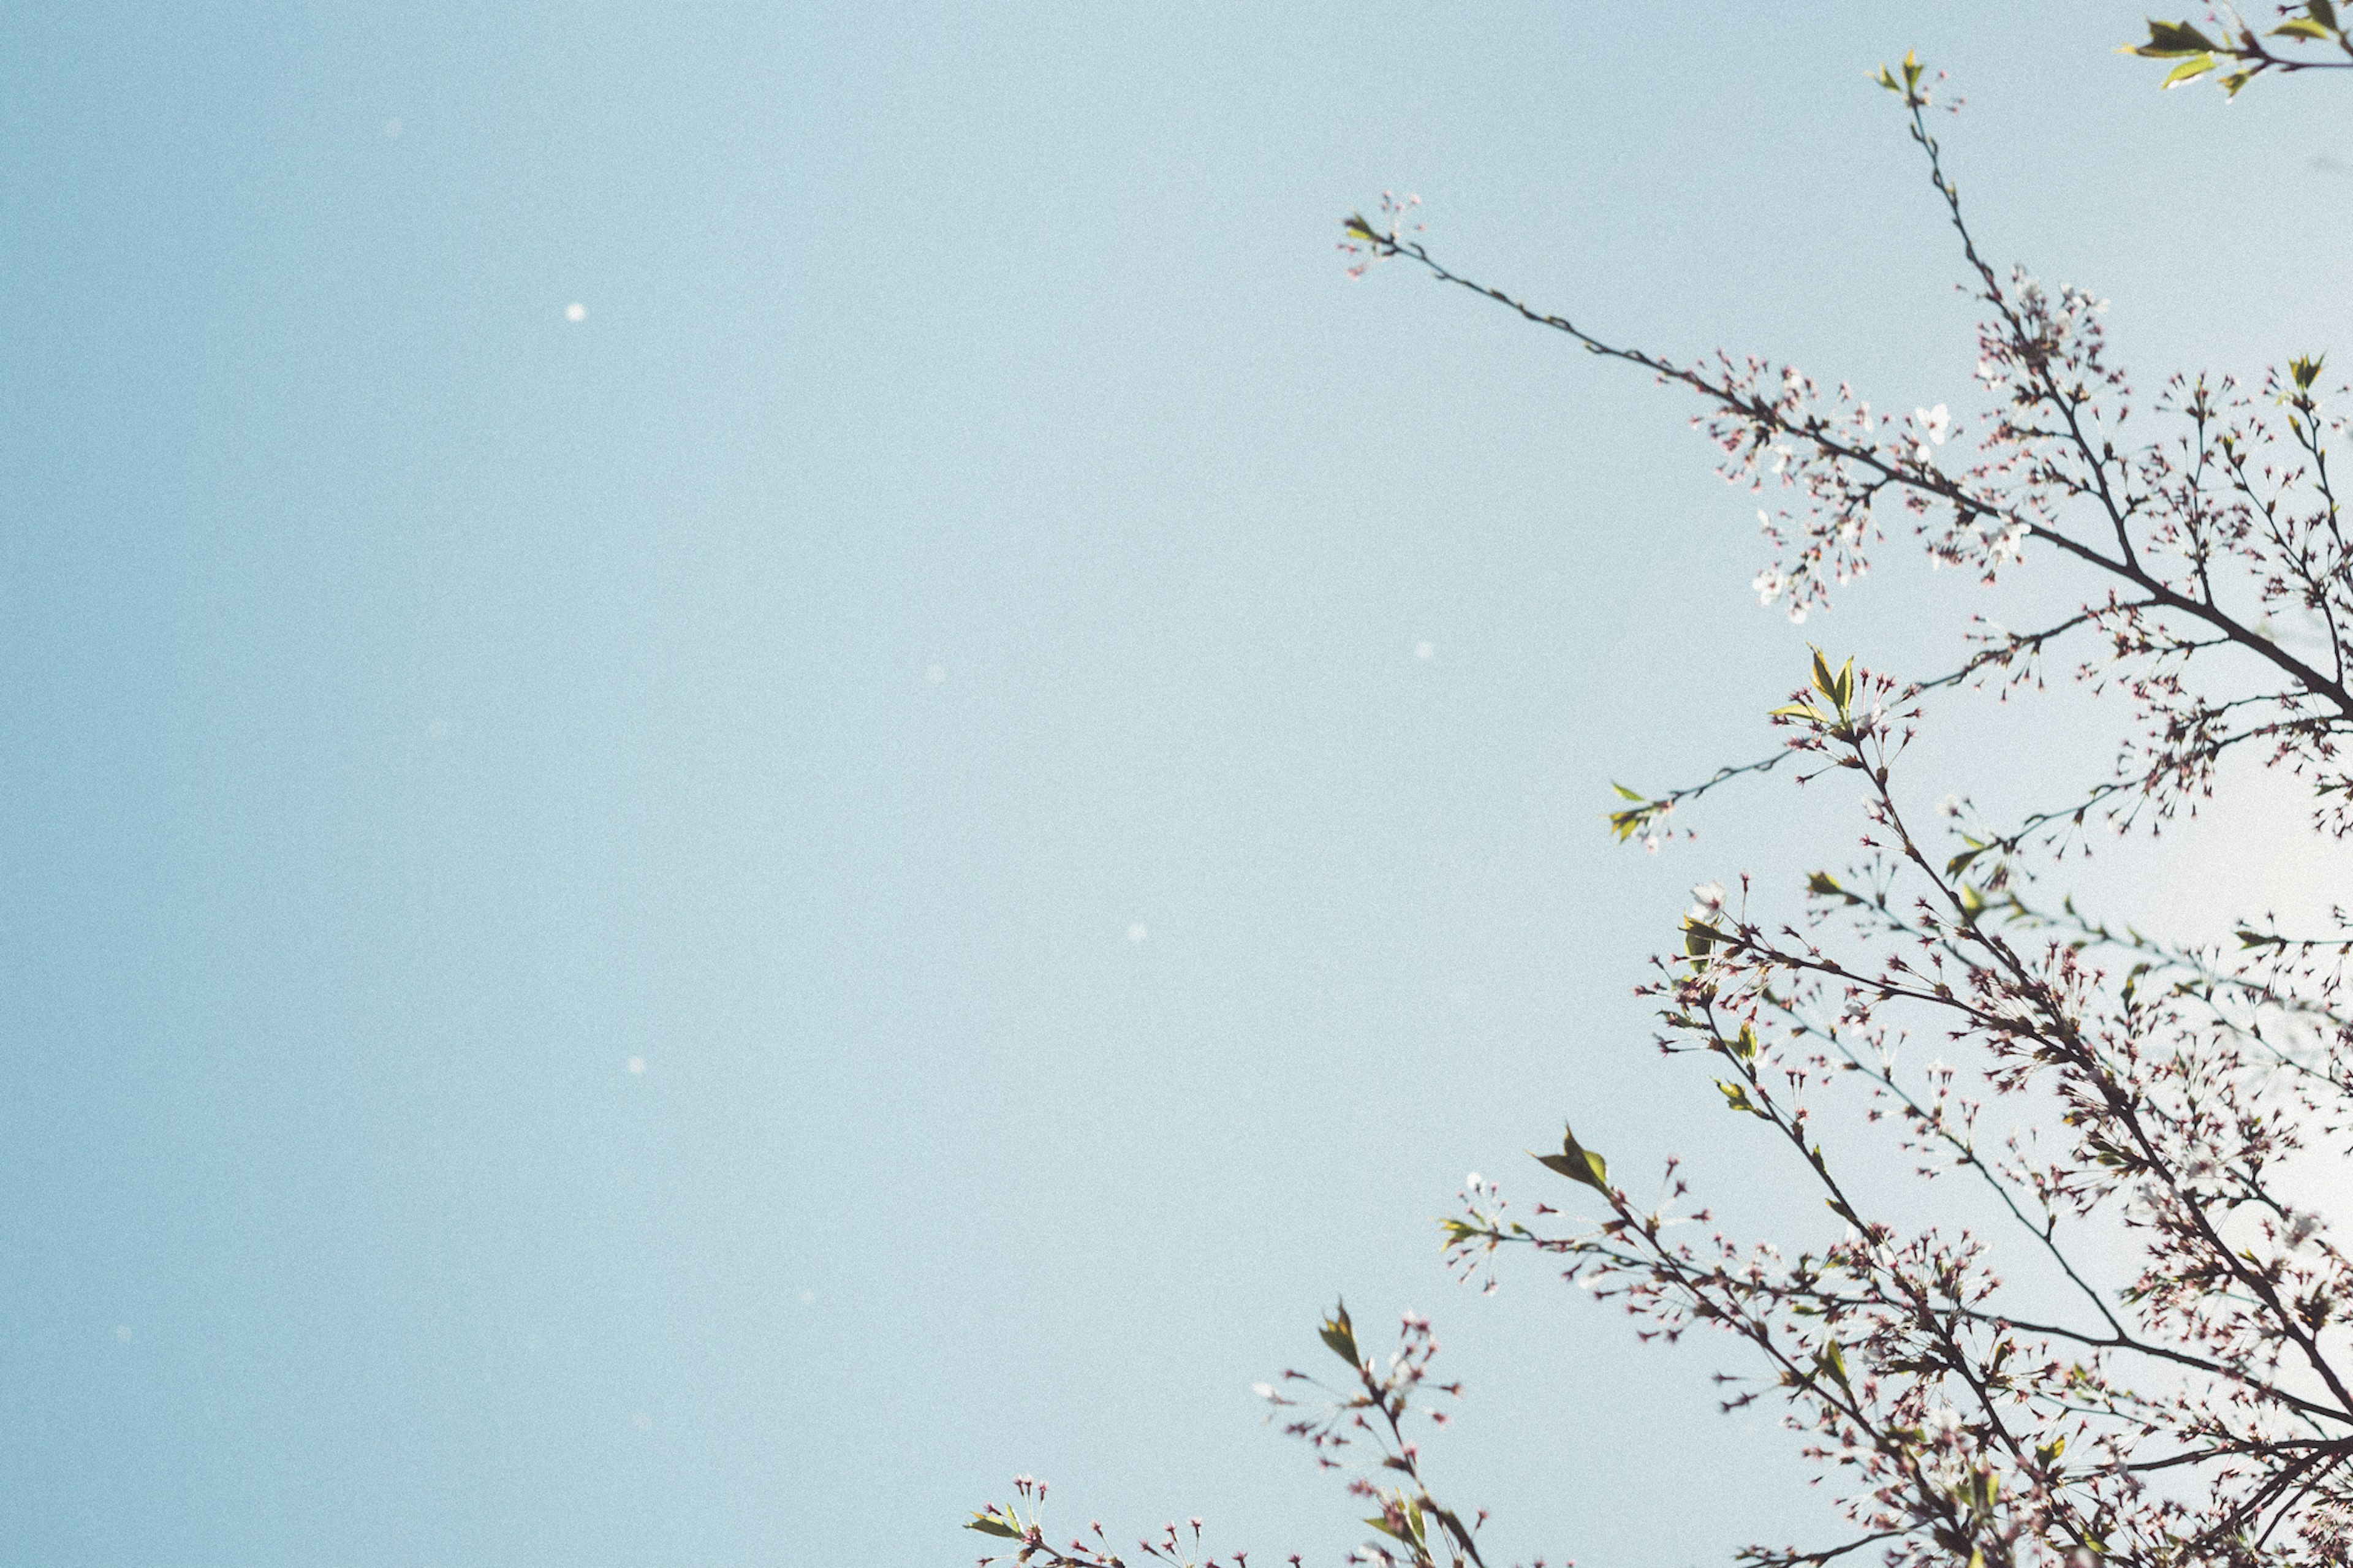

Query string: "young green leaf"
[[1319, 1298, 1360, 1365], [1817, 1339, 1850, 1387], [2131, 19, 2219, 56], [2161, 53, 2219, 87], [1533, 1125, 1610, 1193]]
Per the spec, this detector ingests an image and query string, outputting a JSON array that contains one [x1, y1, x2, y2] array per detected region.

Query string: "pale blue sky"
[[2, 4, 2346, 1566]]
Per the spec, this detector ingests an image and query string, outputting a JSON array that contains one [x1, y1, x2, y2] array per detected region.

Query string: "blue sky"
[[4, 4, 2347, 1565]]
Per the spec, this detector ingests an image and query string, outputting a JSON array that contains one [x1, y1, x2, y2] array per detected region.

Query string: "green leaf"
[[1716, 1079, 1762, 1116], [2272, 17, 2335, 39], [1946, 845, 1984, 877], [967, 1512, 1023, 1539], [1806, 871, 1845, 899], [2311, 0, 2340, 31], [1319, 1299, 1360, 1366], [1533, 1124, 1610, 1193], [1431, 1506, 1479, 1554], [2134, 19, 2219, 55], [1343, 213, 1378, 240], [2161, 52, 2219, 87], [1817, 1339, 1850, 1387], [1611, 781, 1648, 801], [1806, 649, 1856, 713]]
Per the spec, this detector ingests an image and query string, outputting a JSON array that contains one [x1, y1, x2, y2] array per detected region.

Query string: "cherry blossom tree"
[[971, 13, 2353, 1567]]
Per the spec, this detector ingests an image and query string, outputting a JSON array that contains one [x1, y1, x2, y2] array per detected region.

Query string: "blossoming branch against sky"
[[3, 4, 2349, 1566]]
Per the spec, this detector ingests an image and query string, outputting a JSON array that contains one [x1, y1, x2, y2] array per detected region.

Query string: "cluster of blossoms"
[[1340, 192, 1425, 282], [968, 1475, 1279, 1568]]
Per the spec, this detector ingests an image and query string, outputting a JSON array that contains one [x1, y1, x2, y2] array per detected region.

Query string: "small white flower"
[[1915, 403, 1952, 445], [1691, 881, 1726, 910], [1938, 793, 1962, 818]]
